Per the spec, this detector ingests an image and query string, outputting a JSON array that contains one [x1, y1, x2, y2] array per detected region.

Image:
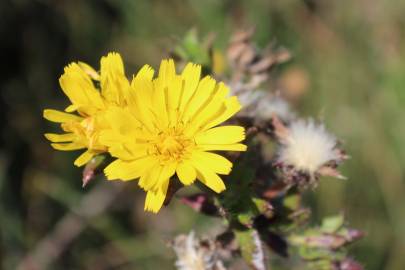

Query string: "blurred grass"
[[1, 0, 405, 269]]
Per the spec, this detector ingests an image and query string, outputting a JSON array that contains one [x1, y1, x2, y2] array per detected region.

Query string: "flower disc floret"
[[151, 128, 195, 164]]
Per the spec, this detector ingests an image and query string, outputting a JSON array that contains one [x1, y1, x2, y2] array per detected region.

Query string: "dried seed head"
[[279, 119, 338, 173], [171, 232, 225, 270], [274, 117, 347, 187]]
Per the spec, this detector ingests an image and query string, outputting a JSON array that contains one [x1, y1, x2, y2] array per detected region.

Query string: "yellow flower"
[[102, 59, 247, 213], [44, 52, 131, 166]]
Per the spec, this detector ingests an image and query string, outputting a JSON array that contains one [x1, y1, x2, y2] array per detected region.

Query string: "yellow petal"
[[59, 63, 104, 110], [51, 142, 84, 151], [144, 178, 170, 213], [140, 163, 176, 191], [99, 130, 141, 160], [129, 65, 156, 132], [185, 83, 230, 135], [179, 63, 201, 112], [131, 65, 155, 89], [176, 161, 196, 185], [100, 52, 125, 86], [78, 61, 100, 80], [98, 129, 120, 145], [202, 97, 242, 130], [181, 76, 216, 122], [195, 126, 245, 145], [104, 156, 156, 181], [159, 163, 177, 186], [99, 52, 130, 105], [43, 109, 82, 123], [74, 151, 94, 167], [130, 64, 154, 107], [199, 143, 247, 152], [104, 107, 141, 136], [107, 142, 149, 161], [167, 75, 183, 125], [138, 162, 161, 189], [107, 145, 137, 160], [45, 133, 76, 142], [139, 165, 155, 189], [191, 161, 226, 193], [152, 80, 169, 127], [65, 104, 78, 113], [192, 151, 233, 175], [158, 59, 176, 84]]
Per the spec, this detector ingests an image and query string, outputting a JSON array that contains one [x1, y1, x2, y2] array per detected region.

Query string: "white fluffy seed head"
[[278, 119, 339, 174]]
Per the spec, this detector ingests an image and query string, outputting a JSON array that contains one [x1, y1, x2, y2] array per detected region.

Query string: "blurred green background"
[[1, 0, 405, 269]]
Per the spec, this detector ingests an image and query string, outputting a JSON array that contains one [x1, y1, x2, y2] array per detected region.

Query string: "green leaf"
[[252, 198, 274, 218], [237, 213, 254, 227], [298, 245, 343, 261], [283, 192, 301, 211], [321, 214, 344, 233], [174, 28, 210, 66]]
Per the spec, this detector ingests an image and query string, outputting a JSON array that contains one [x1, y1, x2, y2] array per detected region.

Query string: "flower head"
[[44, 52, 131, 166], [102, 59, 246, 212]]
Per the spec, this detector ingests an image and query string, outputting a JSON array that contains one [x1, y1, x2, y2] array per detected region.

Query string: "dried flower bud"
[[341, 229, 365, 243], [226, 28, 291, 95], [179, 194, 220, 217], [304, 234, 347, 249], [82, 155, 108, 187]]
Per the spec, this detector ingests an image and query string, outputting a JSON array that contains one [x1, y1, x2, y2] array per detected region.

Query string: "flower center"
[[152, 129, 194, 163]]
